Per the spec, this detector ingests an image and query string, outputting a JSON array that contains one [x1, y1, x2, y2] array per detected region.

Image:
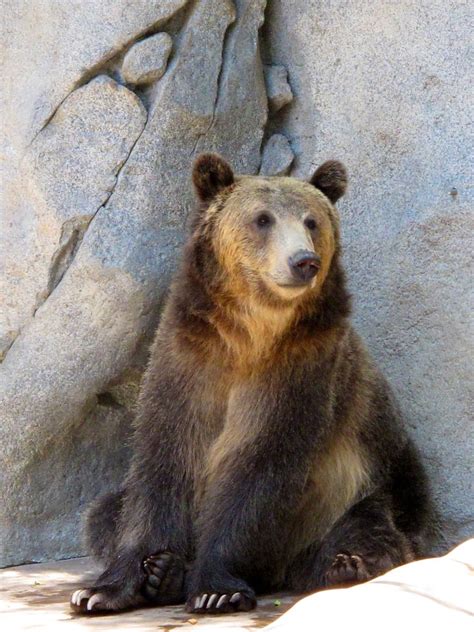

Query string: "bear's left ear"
[[192, 153, 235, 202], [310, 160, 347, 203]]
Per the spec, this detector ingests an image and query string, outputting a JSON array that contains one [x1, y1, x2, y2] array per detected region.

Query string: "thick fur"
[[71, 154, 434, 615]]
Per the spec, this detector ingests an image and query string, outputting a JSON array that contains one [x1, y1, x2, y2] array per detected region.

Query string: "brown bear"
[[71, 153, 434, 615]]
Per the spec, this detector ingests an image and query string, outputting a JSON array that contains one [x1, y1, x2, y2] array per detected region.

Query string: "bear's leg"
[[185, 363, 337, 614], [71, 348, 212, 614], [84, 490, 124, 564], [388, 441, 436, 557], [287, 492, 415, 592]]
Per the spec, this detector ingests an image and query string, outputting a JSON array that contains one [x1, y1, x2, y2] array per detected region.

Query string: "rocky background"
[[0, 0, 472, 567]]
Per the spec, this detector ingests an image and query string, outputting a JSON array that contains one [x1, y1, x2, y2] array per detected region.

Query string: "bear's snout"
[[289, 250, 321, 283]]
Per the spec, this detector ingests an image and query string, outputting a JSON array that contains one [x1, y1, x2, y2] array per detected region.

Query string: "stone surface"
[[0, 556, 297, 631], [263, 64, 293, 113], [1, 0, 188, 339], [122, 33, 173, 85], [0, 0, 268, 567], [260, 133, 294, 176], [1, 542, 472, 631], [193, 0, 268, 174], [1, 0, 187, 143], [269, 540, 474, 631], [263, 0, 473, 547], [1, 75, 147, 348]]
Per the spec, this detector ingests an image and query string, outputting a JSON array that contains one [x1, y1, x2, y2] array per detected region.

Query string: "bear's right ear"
[[192, 153, 235, 202]]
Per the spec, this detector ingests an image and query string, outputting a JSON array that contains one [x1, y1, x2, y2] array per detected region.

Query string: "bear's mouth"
[[272, 281, 315, 297], [276, 278, 317, 289]]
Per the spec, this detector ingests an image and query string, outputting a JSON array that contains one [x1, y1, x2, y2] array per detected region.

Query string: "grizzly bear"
[[71, 153, 433, 615]]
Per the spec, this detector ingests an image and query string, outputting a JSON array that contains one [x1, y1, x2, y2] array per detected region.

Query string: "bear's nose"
[[289, 250, 321, 283]]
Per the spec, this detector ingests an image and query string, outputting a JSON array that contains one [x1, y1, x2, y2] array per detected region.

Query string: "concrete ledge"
[[269, 540, 474, 632], [1, 541, 472, 631], [0, 556, 297, 631]]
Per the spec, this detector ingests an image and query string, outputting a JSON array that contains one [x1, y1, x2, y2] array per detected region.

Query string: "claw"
[[71, 589, 91, 607], [198, 593, 208, 609], [207, 593, 218, 608], [229, 592, 241, 604], [86, 593, 103, 611], [216, 594, 230, 609]]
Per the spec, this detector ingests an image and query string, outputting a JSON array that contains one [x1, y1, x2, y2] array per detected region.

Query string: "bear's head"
[[189, 153, 347, 315]]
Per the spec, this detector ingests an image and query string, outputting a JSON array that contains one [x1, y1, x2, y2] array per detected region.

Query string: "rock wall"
[[0, 0, 471, 566], [263, 0, 473, 547], [0, 0, 274, 567]]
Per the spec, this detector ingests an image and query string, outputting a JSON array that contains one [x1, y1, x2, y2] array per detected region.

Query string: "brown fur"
[[71, 153, 434, 616]]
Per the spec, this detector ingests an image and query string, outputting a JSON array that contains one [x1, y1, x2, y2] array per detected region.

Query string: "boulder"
[[263, 64, 293, 113], [260, 133, 294, 176], [121, 33, 173, 85]]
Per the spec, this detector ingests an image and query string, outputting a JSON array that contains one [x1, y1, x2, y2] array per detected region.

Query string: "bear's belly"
[[288, 435, 372, 556]]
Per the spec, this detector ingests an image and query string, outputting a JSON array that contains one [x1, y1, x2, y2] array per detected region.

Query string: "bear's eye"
[[304, 217, 318, 231], [256, 213, 273, 228]]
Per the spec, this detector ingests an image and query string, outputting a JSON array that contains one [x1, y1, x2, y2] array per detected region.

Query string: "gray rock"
[[264, 0, 474, 547], [122, 33, 173, 85], [1, 0, 186, 357], [5, 75, 147, 328], [264, 63, 293, 113], [194, 0, 268, 175], [1, 0, 186, 141], [0, 0, 267, 567], [260, 133, 294, 176]]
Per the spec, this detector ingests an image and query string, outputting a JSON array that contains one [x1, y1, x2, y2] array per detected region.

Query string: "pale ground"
[[1, 541, 473, 632], [0, 556, 297, 631]]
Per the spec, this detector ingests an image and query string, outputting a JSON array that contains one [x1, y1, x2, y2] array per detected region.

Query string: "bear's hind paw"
[[324, 550, 397, 587], [141, 551, 185, 604]]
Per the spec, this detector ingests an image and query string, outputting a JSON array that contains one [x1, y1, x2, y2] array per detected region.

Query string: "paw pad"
[[325, 552, 370, 586], [141, 551, 185, 604]]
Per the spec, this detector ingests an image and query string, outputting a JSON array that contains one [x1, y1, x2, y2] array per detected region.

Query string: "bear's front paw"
[[186, 588, 256, 615], [142, 551, 185, 604], [70, 584, 145, 614]]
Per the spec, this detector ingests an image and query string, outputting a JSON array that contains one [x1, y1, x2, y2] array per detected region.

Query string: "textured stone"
[[260, 133, 294, 176], [264, 64, 293, 113], [0, 556, 297, 630], [0, 0, 267, 567], [194, 0, 268, 174], [121, 33, 173, 85], [1, 542, 472, 629], [264, 0, 473, 547], [1, 0, 186, 142], [269, 540, 474, 631], [1, 75, 147, 339], [1, 0, 187, 355]]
